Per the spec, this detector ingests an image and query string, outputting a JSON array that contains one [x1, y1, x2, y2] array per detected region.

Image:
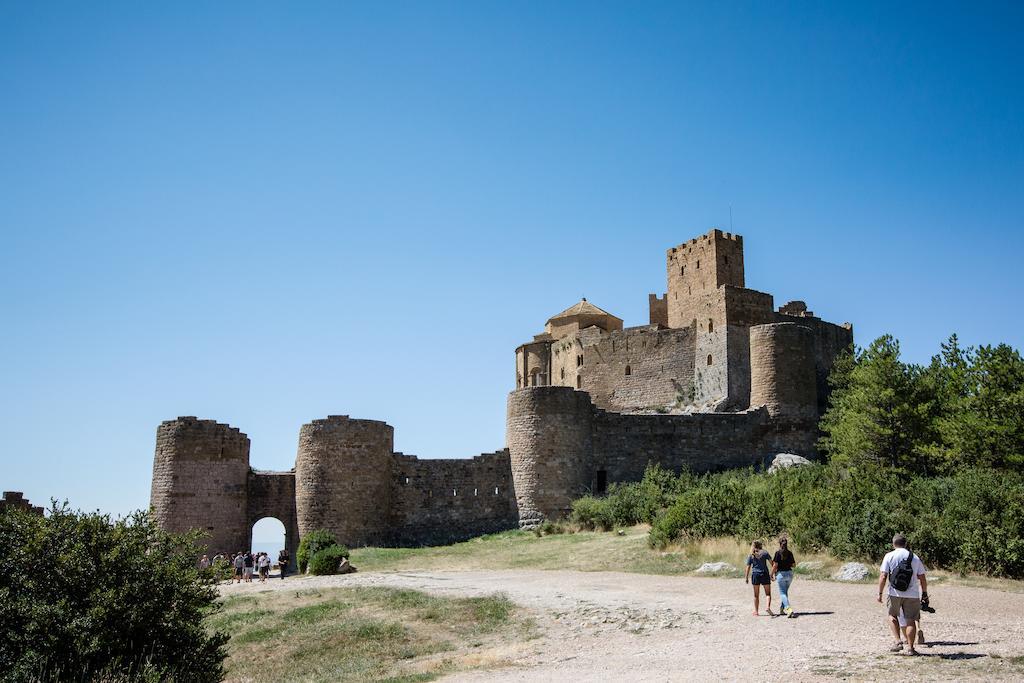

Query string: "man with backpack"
[[877, 533, 929, 655]]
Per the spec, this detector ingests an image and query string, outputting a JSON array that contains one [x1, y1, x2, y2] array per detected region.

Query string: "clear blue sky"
[[2, 2, 1022, 534]]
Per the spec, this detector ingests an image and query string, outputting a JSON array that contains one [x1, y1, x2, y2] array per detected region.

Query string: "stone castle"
[[151, 229, 852, 560]]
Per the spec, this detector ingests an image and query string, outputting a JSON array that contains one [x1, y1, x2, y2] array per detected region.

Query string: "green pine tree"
[[819, 335, 934, 472]]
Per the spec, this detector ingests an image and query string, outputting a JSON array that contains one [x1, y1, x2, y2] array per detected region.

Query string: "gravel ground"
[[221, 570, 1024, 681]]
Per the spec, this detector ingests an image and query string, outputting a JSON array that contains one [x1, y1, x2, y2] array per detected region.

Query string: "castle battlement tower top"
[[666, 228, 745, 328]]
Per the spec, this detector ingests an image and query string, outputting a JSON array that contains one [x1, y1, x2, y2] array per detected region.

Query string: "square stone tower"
[[666, 229, 745, 328]]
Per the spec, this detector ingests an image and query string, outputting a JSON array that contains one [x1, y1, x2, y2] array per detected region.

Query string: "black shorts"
[[751, 573, 771, 586], [234, 567, 243, 577]]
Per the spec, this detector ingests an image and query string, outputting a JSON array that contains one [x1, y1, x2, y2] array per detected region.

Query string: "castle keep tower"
[[666, 230, 745, 328], [150, 417, 251, 555]]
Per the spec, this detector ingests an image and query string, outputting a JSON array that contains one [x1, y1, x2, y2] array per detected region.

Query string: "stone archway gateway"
[[149, 418, 300, 571], [247, 474, 299, 572]]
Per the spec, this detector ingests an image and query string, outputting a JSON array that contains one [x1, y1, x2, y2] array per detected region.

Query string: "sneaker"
[[785, 606, 793, 615], [787, 610, 796, 619], [889, 642, 904, 653]]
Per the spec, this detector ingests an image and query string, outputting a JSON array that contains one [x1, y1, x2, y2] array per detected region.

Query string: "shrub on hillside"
[[927, 468, 1024, 576], [0, 503, 227, 681], [572, 464, 686, 531], [639, 463, 1024, 577], [297, 529, 339, 574], [308, 544, 351, 576], [570, 495, 614, 531]]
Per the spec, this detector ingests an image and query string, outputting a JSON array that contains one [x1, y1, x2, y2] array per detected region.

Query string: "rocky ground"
[[221, 569, 1024, 681]]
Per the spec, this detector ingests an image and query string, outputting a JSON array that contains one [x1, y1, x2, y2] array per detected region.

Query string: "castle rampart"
[[152, 416, 520, 553], [390, 450, 518, 545], [505, 385, 798, 521]]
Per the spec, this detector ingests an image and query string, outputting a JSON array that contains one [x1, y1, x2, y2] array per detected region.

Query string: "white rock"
[[833, 562, 870, 581], [695, 561, 736, 574], [768, 453, 814, 473]]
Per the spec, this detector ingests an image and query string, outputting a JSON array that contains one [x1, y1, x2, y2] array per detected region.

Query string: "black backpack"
[[891, 549, 916, 591]]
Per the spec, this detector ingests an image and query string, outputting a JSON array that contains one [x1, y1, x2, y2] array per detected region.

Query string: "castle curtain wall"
[[390, 451, 518, 545]]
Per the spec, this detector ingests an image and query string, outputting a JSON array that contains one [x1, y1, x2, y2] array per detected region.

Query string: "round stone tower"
[[150, 417, 251, 555], [294, 416, 394, 547], [506, 386, 594, 526], [749, 322, 818, 423]]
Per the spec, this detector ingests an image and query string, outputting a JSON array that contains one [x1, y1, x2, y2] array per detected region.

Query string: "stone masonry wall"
[[295, 416, 394, 548], [666, 229, 745, 328], [507, 387, 594, 524], [648, 293, 668, 327], [506, 387, 816, 522], [591, 408, 772, 487], [582, 325, 694, 411], [390, 451, 518, 545], [722, 286, 777, 409], [247, 470, 299, 569], [749, 322, 820, 455], [150, 417, 251, 556], [774, 313, 854, 415]]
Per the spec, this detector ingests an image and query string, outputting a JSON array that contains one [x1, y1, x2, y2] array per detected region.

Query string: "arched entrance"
[[247, 470, 299, 573], [252, 517, 287, 575]]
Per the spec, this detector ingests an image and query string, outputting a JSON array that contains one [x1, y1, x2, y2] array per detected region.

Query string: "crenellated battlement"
[[667, 228, 743, 255]]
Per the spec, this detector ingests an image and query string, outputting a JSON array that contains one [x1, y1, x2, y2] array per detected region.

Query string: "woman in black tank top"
[[772, 537, 797, 617]]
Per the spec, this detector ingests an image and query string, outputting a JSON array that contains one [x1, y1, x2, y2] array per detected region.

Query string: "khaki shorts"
[[887, 595, 921, 622]]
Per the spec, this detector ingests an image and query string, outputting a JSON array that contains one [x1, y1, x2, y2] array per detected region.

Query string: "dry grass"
[[350, 527, 1024, 592], [351, 527, 837, 578], [206, 586, 536, 682]]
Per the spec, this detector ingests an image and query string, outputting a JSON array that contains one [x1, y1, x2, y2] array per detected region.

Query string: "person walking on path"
[[243, 551, 254, 583], [258, 553, 270, 582], [232, 552, 244, 584], [278, 548, 290, 580], [745, 540, 774, 616], [771, 537, 796, 618], [877, 533, 929, 655]]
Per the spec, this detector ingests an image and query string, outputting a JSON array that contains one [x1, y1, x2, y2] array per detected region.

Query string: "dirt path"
[[222, 570, 1024, 681]]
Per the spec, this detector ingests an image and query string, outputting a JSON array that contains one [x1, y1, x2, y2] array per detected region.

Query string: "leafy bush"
[[572, 464, 686, 531], [649, 475, 747, 547], [570, 495, 614, 531], [639, 463, 1024, 577], [0, 503, 227, 681], [308, 544, 351, 576], [297, 529, 339, 574]]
